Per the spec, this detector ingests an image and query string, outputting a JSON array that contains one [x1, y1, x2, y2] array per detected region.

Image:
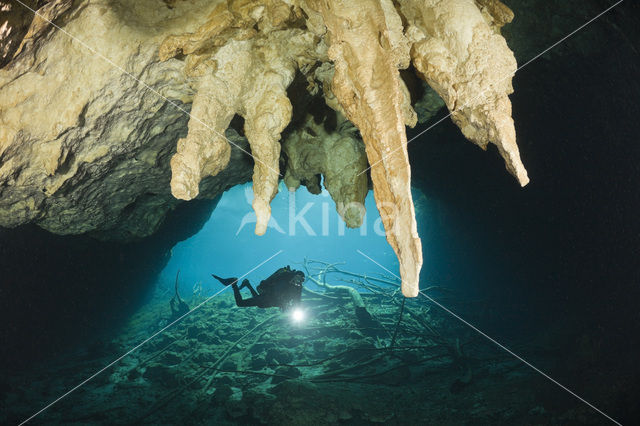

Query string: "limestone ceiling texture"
[[0, 0, 529, 297]]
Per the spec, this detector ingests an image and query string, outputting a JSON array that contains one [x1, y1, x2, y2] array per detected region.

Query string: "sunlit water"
[[159, 182, 407, 298]]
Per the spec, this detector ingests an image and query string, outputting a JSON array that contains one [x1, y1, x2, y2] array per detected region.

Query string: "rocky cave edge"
[[0, 0, 529, 297]]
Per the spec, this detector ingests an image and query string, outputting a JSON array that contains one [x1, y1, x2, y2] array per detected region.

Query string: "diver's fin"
[[212, 274, 238, 286]]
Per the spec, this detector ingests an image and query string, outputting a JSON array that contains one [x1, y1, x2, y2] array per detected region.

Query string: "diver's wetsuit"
[[212, 266, 304, 311]]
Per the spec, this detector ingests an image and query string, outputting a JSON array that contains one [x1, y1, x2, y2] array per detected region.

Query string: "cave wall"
[[0, 197, 220, 369], [408, 0, 640, 393], [408, 5, 640, 416], [0, 0, 256, 241]]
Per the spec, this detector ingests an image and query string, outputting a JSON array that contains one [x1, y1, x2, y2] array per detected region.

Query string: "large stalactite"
[[301, 0, 423, 296], [0, 0, 528, 296], [399, 0, 529, 186]]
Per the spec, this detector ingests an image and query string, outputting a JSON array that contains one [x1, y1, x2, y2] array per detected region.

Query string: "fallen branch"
[[169, 270, 189, 319], [311, 352, 451, 383], [302, 258, 381, 330]]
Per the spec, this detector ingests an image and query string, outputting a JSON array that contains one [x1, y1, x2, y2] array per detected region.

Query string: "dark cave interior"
[[1, 1, 640, 423]]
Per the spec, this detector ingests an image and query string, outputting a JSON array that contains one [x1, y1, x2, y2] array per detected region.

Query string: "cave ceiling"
[[1, 0, 587, 296]]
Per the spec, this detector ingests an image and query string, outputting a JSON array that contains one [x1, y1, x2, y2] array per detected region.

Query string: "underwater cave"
[[1, 0, 640, 424]]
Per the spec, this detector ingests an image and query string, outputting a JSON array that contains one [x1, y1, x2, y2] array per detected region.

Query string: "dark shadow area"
[[0, 197, 220, 370], [408, 3, 640, 422]]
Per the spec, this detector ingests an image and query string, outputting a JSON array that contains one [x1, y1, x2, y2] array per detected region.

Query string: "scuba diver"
[[212, 266, 304, 311]]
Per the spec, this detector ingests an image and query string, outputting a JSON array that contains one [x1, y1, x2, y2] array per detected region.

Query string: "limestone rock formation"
[[159, 5, 321, 234], [0, 0, 530, 296], [283, 113, 368, 228], [0, 0, 253, 239], [301, 0, 424, 296], [398, 0, 529, 186]]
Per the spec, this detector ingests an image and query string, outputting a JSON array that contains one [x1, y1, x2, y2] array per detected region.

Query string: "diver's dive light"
[[291, 307, 306, 323]]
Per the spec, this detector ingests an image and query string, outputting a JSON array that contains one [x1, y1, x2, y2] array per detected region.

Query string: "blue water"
[[159, 182, 406, 296]]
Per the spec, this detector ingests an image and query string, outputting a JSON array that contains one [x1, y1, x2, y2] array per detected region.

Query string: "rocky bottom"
[[2, 269, 616, 425]]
